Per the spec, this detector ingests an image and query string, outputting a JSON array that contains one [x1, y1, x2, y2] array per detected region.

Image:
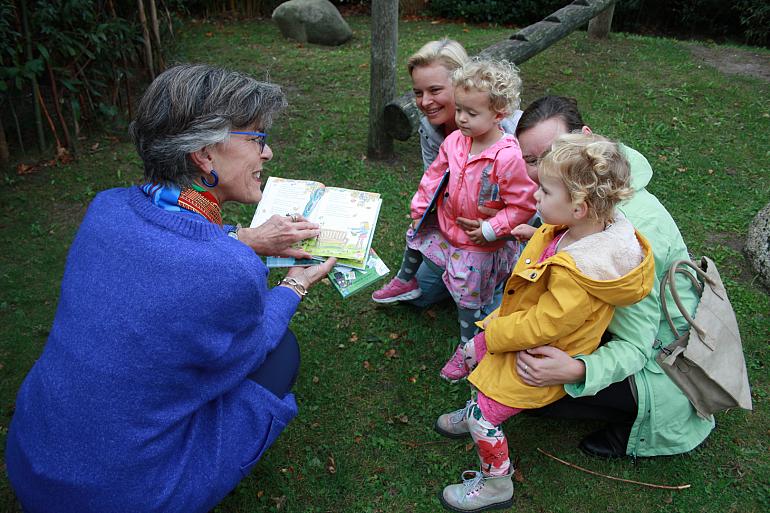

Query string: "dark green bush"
[[426, 0, 769, 46], [428, 0, 563, 26]]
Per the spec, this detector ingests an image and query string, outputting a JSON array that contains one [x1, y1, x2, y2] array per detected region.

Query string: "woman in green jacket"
[[513, 96, 714, 458]]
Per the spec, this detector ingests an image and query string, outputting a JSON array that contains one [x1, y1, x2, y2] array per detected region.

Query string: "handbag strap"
[[660, 259, 715, 343]]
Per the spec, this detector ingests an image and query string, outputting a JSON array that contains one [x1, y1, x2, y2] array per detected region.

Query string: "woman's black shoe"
[[578, 424, 631, 459]]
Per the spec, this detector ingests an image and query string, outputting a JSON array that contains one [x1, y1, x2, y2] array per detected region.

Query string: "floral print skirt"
[[406, 221, 521, 309]]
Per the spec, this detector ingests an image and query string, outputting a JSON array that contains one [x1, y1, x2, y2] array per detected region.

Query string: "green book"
[[328, 249, 390, 298]]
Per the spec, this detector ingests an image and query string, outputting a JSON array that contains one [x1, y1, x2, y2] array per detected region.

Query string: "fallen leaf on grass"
[[425, 309, 437, 319], [384, 348, 398, 359], [326, 455, 336, 474], [349, 333, 359, 342], [270, 495, 286, 510], [354, 435, 363, 444], [465, 442, 475, 452], [257, 490, 264, 498], [407, 376, 417, 383], [16, 163, 35, 175], [388, 332, 400, 340], [514, 467, 525, 483], [312, 376, 319, 384], [363, 360, 371, 370]]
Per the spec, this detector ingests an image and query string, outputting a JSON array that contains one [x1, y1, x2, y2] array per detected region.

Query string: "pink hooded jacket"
[[410, 130, 537, 252]]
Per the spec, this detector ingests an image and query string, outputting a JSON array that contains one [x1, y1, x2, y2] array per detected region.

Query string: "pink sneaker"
[[371, 277, 422, 304], [440, 343, 469, 383]]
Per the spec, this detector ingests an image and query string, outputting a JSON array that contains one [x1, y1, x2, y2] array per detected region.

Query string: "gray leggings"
[[397, 246, 481, 342]]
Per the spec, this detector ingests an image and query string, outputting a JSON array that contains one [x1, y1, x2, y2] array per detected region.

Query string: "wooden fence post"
[[588, 1, 615, 39], [367, 0, 398, 160]]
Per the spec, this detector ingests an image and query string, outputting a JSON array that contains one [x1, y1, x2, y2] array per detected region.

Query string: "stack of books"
[[250, 177, 389, 297]]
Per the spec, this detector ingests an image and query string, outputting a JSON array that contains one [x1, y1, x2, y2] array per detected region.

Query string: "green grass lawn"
[[1, 15, 769, 513]]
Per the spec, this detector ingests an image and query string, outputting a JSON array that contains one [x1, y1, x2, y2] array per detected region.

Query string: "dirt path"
[[687, 43, 770, 82]]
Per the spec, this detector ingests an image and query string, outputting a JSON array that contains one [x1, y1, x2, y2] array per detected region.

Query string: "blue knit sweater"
[[6, 186, 301, 513]]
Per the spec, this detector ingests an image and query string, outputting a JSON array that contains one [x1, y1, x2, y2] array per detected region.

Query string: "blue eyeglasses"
[[230, 131, 268, 153]]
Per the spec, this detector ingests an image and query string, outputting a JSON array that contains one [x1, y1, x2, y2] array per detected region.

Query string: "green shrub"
[[426, 0, 769, 46], [735, 0, 770, 45], [428, 0, 563, 26]]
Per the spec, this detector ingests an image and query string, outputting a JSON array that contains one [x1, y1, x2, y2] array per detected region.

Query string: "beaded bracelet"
[[279, 277, 308, 298]]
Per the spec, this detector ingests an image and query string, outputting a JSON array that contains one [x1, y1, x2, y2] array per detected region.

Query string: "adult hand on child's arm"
[[515, 346, 586, 387], [511, 224, 537, 242]]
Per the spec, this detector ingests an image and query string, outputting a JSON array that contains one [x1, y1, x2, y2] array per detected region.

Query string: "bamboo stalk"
[[148, 0, 165, 70], [20, 0, 46, 151], [46, 60, 74, 154], [0, 111, 9, 165], [9, 99, 25, 154], [137, 0, 155, 80], [160, 0, 174, 39], [36, 87, 63, 151], [107, 0, 133, 118], [536, 448, 691, 490]]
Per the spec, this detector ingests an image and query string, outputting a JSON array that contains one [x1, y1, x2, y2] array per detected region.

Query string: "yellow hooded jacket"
[[469, 220, 655, 409]]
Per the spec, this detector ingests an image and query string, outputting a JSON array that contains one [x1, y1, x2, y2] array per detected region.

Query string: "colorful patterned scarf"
[[141, 182, 222, 226]]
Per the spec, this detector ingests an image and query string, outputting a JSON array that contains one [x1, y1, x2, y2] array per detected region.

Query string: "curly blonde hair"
[[451, 58, 522, 116], [539, 133, 634, 223], [407, 38, 468, 76]]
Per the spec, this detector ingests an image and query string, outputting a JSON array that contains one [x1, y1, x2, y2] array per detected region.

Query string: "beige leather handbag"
[[656, 257, 753, 419]]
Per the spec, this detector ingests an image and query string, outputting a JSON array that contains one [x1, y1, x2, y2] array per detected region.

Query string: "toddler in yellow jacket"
[[436, 133, 655, 513]]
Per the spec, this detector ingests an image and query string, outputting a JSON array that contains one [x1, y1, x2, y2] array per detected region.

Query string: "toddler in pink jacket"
[[373, 58, 537, 363]]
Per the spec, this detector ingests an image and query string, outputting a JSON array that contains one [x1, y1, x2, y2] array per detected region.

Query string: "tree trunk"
[[384, 0, 616, 140], [149, 0, 165, 70], [588, 2, 615, 39], [367, 0, 398, 160], [137, 0, 155, 80], [20, 0, 46, 151]]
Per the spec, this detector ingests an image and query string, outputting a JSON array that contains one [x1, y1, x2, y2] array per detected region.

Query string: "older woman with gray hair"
[[5, 64, 335, 513]]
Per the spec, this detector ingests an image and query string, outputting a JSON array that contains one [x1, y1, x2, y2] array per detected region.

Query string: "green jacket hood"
[[621, 143, 653, 191]]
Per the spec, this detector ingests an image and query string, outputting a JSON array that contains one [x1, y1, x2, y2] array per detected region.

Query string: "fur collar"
[[562, 211, 644, 280]]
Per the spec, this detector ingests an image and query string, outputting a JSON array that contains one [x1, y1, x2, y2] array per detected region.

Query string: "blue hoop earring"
[[201, 170, 219, 188]]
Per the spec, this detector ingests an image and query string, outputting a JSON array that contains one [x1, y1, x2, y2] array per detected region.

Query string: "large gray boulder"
[[272, 0, 352, 46], [746, 202, 770, 290]]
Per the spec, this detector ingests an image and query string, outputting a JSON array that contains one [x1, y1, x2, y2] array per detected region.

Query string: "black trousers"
[[529, 377, 637, 425]]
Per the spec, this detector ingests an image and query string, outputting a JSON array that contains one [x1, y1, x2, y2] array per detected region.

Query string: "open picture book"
[[250, 177, 382, 269]]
